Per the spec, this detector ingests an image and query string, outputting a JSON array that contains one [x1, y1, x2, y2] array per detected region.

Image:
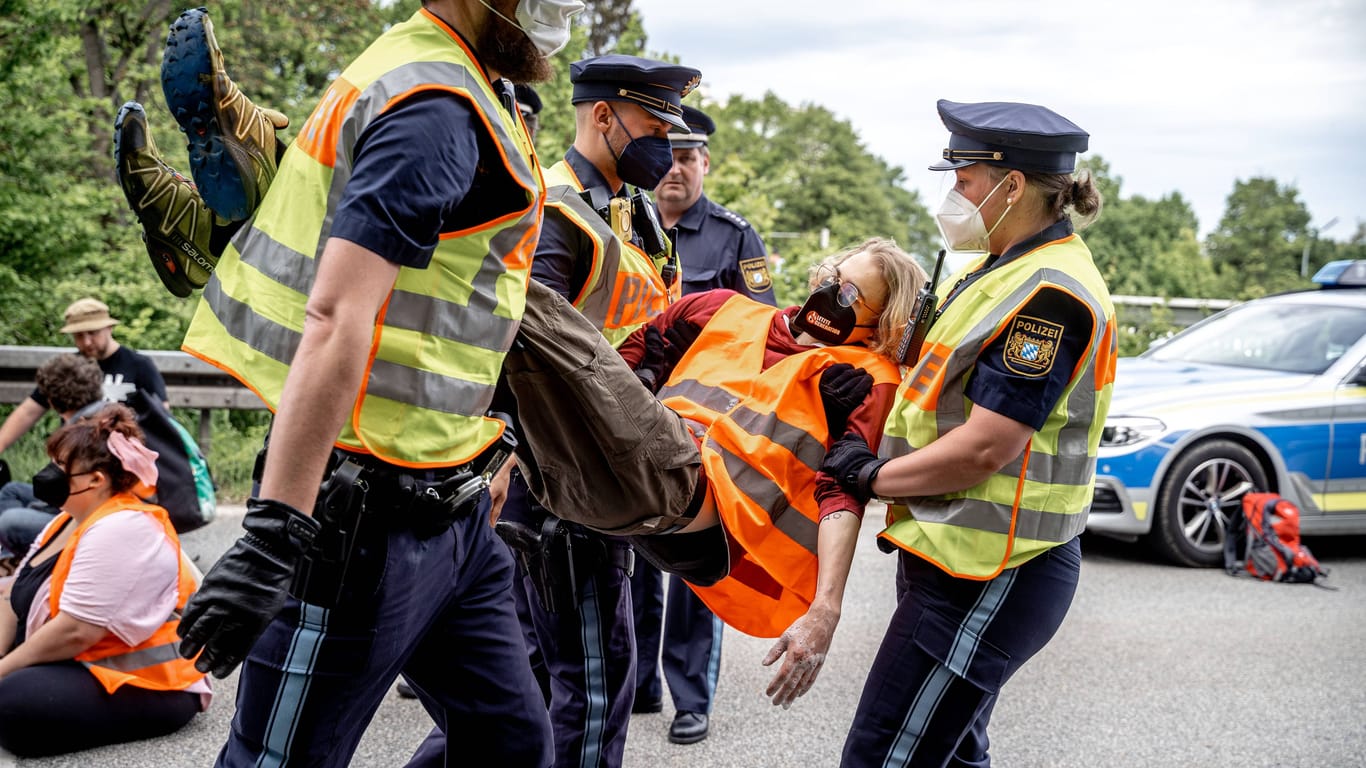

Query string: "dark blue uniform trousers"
[[218, 494, 552, 768], [502, 473, 636, 768], [842, 536, 1082, 768], [630, 561, 723, 714]]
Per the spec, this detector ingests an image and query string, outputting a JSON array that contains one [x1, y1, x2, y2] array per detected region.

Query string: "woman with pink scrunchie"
[[0, 403, 211, 757]]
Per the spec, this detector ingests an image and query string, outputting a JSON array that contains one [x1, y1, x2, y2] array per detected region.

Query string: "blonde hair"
[[809, 237, 929, 360]]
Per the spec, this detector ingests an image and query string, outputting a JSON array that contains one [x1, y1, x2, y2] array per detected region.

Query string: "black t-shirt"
[[30, 345, 167, 409], [8, 518, 68, 647]]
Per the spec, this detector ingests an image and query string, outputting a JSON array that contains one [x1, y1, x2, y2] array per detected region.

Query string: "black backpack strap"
[[1223, 497, 1249, 576]]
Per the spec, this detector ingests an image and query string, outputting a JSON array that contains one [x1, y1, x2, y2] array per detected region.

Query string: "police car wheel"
[[1150, 439, 1268, 568]]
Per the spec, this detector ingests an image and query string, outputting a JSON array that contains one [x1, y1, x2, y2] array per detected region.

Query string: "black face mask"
[[32, 462, 71, 509], [793, 283, 860, 345], [31, 462, 94, 509], [605, 106, 675, 189]]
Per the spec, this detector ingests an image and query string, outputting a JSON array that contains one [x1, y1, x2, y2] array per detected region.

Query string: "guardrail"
[[0, 294, 1238, 453], [1111, 295, 1235, 327], [0, 345, 264, 453]]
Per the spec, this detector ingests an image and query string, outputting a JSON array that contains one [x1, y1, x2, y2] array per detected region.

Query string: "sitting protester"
[[0, 404, 210, 758], [0, 354, 106, 565], [505, 237, 926, 708]]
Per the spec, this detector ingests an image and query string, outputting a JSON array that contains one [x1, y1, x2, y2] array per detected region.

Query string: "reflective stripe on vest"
[[543, 161, 674, 347], [44, 494, 205, 695], [182, 9, 542, 467], [879, 235, 1116, 579], [659, 295, 901, 636]]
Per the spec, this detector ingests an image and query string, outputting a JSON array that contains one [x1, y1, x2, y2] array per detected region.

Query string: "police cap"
[[570, 54, 701, 132], [929, 99, 1089, 175], [514, 83, 543, 117], [669, 104, 715, 149]]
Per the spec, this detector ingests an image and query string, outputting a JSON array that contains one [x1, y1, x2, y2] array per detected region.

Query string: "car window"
[[1146, 302, 1366, 374]]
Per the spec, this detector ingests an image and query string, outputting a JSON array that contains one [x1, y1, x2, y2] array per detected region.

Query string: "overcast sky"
[[631, 0, 1366, 241]]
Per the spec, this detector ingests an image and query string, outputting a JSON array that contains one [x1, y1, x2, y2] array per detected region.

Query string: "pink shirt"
[[23, 510, 212, 708]]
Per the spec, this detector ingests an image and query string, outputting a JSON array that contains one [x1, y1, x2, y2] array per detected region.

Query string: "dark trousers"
[[842, 537, 1082, 768], [630, 560, 723, 714], [0, 660, 200, 757], [217, 494, 552, 768], [503, 474, 636, 768]]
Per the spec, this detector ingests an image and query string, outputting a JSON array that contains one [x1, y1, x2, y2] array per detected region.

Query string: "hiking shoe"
[[161, 7, 288, 222], [115, 101, 217, 298]]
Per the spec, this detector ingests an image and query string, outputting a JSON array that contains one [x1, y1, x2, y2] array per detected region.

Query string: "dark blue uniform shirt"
[[330, 87, 527, 269], [672, 194, 774, 303], [951, 219, 1094, 431]]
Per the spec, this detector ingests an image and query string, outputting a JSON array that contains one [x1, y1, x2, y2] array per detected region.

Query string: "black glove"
[[662, 318, 702, 369], [820, 431, 888, 505], [818, 363, 874, 437], [634, 325, 669, 393], [178, 497, 321, 678]]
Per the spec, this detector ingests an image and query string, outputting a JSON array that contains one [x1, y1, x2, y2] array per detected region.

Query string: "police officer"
[[515, 82, 543, 141], [171, 1, 582, 765], [654, 104, 775, 302], [820, 99, 1113, 767], [629, 104, 773, 745], [496, 54, 700, 768]]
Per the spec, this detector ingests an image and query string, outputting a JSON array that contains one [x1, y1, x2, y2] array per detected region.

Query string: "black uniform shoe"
[[668, 711, 708, 744], [631, 695, 662, 714]]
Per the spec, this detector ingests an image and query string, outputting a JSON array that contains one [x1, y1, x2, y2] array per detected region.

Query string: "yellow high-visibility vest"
[[543, 161, 677, 347], [879, 233, 1117, 578], [182, 9, 543, 468]]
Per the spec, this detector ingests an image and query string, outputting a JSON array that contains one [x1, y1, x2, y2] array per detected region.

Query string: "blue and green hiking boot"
[[161, 7, 288, 222], [115, 101, 220, 298]]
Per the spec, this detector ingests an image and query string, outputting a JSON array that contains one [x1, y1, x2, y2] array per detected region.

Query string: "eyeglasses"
[[815, 264, 880, 312]]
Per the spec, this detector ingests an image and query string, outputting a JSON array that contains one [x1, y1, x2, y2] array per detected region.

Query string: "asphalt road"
[[4, 506, 1364, 768]]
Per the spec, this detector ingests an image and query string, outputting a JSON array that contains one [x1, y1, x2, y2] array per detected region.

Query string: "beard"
[[477, 5, 554, 83]]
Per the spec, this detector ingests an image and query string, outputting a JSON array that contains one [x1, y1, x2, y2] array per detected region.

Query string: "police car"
[[1087, 261, 1366, 566]]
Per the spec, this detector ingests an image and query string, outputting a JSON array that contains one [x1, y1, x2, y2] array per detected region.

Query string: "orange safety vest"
[[41, 493, 205, 695], [657, 294, 900, 637]]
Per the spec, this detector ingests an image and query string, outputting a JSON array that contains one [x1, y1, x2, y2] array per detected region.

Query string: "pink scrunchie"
[[108, 430, 159, 489]]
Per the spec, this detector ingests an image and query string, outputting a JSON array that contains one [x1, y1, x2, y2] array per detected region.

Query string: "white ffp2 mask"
[[935, 176, 1013, 253], [482, 0, 584, 58]]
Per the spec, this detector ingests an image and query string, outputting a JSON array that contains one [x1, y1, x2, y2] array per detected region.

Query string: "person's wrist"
[[856, 459, 888, 501], [243, 497, 321, 556]]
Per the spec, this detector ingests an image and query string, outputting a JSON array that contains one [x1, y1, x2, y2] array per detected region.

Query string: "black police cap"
[[570, 54, 701, 132], [930, 99, 1089, 175], [669, 104, 716, 149], [514, 83, 543, 116]]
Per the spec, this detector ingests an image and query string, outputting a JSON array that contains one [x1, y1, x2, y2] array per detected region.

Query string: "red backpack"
[[1224, 493, 1329, 584]]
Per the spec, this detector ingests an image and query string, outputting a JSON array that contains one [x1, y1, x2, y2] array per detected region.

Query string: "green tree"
[[1205, 177, 1313, 298], [705, 92, 937, 306], [0, 0, 412, 349], [1078, 156, 1216, 298]]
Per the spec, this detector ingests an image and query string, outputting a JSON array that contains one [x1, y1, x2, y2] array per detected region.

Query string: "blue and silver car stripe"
[[577, 580, 607, 768], [881, 573, 1016, 767], [257, 602, 330, 768]]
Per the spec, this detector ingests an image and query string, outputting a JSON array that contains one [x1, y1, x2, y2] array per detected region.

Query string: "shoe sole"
[[115, 102, 196, 298], [162, 7, 252, 221], [667, 730, 709, 745]]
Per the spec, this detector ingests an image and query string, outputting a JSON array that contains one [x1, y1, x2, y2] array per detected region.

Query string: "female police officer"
[[821, 100, 1115, 767]]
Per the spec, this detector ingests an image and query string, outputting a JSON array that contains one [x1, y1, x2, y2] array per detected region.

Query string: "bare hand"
[[487, 456, 517, 527], [761, 605, 838, 709]]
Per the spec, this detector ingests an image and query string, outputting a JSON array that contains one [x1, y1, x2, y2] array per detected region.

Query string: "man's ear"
[[591, 100, 615, 135]]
